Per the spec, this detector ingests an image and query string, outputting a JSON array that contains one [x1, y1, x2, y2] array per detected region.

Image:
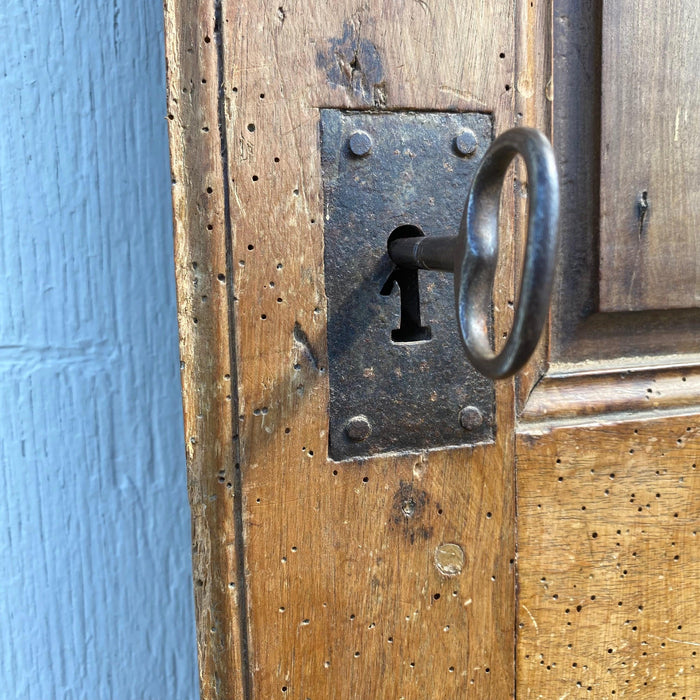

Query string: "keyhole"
[[381, 225, 432, 343]]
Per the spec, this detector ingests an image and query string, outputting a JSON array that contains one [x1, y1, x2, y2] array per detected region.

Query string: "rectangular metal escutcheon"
[[321, 110, 495, 461]]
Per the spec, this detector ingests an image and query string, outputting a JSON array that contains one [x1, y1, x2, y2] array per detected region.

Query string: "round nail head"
[[345, 414, 372, 442], [455, 129, 478, 157], [349, 130, 372, 157], [459, 406, 483, 431]]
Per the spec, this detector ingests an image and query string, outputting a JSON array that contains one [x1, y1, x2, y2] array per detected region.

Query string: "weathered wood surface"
[[165, 2, 700, 699], [164, 0, 552, 697], [514, 0, 554, 411], [522, 365, 700, 424], [222, 3, 519, 698], [517, 413, 700, 697], [164, 2, 247, 697], [599, 0, 700, 312], [548, 1, 700, 368]]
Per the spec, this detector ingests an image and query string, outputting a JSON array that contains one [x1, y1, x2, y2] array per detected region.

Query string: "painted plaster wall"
[[0, 1, 198, 698]]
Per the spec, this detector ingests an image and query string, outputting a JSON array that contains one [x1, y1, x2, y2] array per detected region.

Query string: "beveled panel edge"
[[519, 361, 700, 428]]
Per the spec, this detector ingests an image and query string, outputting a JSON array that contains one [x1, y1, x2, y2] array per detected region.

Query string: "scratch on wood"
[[625, 189, 649, 306], [413, 0, 431, 14], [648, 634, 700, 647], [522, 604, 538, 631], [438, 85, 488, 108]]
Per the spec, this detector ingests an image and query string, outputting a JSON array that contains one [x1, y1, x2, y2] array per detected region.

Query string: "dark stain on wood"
[[390, 480, 432, 543], [316, 20, 386, 105]]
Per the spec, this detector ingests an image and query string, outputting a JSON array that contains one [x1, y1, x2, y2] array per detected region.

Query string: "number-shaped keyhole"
[[381, 225, 432, 343]]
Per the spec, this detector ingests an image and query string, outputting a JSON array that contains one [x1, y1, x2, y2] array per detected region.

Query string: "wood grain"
[[165, 4, 700, 699], [556, 310, 700, 366], [522, 364, 700, 424], [517, 414, 700, 697], [548, 3, 700, 370], [514, 0, 554, 411], [599, 0, 700, 312], [222, 3, 520, 697], [164, 2, 247, 697], [549, 0, 601, 359], [163, 0, 557, 696]]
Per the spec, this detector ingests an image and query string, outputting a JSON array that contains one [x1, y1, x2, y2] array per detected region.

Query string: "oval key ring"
[[455, 127, 559, 378], [388, 127, 559, 379]]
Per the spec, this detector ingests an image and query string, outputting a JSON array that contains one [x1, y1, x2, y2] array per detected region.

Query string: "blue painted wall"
[[0, 1, 198, 698]]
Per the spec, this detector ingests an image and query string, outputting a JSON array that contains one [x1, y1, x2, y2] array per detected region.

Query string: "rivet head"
[[454, 129, 478, 157], [345, 414, 372, 442], [435, 543, 465, 576], [348, 130, 372, 157], [459, 406, 483, 431]]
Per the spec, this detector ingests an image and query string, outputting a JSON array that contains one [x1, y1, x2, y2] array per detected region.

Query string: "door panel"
[[599, 0, 700, 312], [517, 415, 700, 697], [549, 0, 700, 367], [516, 2, 700, 697]]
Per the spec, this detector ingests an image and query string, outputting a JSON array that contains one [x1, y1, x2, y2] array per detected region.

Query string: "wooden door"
[[515, 2, 700, 697], [163, 1, 699, 697]]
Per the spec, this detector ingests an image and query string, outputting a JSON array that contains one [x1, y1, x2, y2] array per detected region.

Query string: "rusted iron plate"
[[321, 110, 495, 460]]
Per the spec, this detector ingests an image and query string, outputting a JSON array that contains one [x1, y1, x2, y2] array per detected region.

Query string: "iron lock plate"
[[321, 110, 495, 461]]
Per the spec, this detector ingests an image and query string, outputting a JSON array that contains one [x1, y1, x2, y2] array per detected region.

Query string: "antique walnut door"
[[164, 1, 699, 698]]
